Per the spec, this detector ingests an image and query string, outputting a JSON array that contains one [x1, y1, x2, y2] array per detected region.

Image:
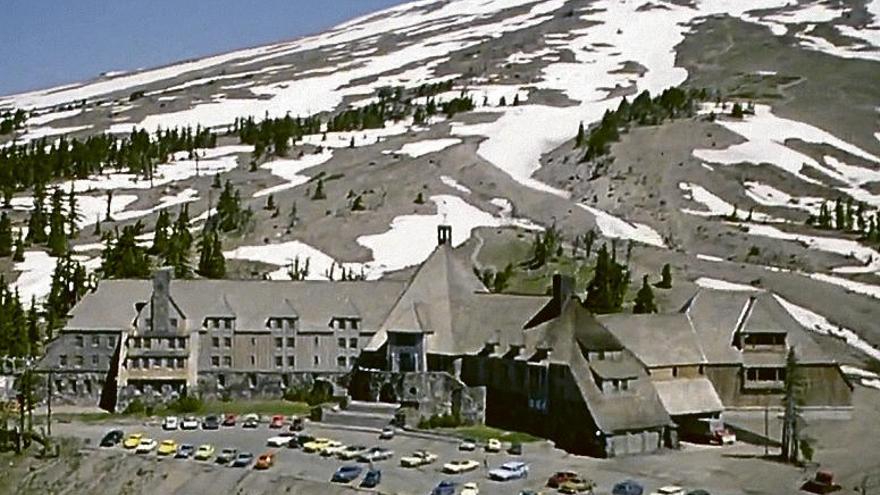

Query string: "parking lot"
[[52, 417, 800, 494]]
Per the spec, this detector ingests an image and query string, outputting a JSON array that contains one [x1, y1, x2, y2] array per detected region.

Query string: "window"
[[75, 335, 84, 347], [268, 318, 278, 329], [74, 355, 84, 367], [337, 356, 347, 367], [251, 337, 256, 346], [224, 337, 232, 348], [130, 358, 140, 369], [211, 356, 220, 367], [275, 337, 283, 348], [286, 318, 297, 328], [59, 355, 68, 366], [218, 374, 226, 388], [351, 319, 359, 330], [313, 355, 319, 366], [91, 336, 100, 347], [223, 356, 232, 367], [672, 366, 679, 378], [248, 374, 257, 389], [107, 336, 116, 348], [212, 337, 220, 348], [146, 318, 152, 329], [287, 337, 295, 347], [144, 339, 152, 349], [170, 318, 178, 328], [91, 355, 99, 366], [275, 356, 283, 367], [314, 336, 319, 346], [338, 337, 346, 348], [250, 355, 256, 366], [349, 338, 358, 349], [224, 319, 232, 330], [338, 319, 347, 330], [287, 356, 295, 367], [168, 338, 176, 349], [698, 364, 705, 375]]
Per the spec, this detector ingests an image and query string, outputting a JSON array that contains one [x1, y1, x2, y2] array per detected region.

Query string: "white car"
[[358, 447, 394, 462], [337, 445, 369, 460], [162, 416, 178, 430], [135, 438, 158, 454], [461, 482, 480, 495], [321, 442, 347, 457], [267, 435, 294, 447], [488, 461, 529, 481], [459, 438, 477, 451], [650, 486, 685, 495], [485, 438, 501, 452], [400, 450, 438, 467], [442, 459, 480, 474], [180, 416, 199, 430]]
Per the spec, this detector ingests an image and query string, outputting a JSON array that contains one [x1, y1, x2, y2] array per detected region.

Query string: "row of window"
[[59, 354, 101, 367], [745, 367, 786, 382], [203, 317, 362, 331], [141, 318, 180, 329], [209, 336, 361, 349], [73, 335, 116, 349], [330, 318, 360, 330], [208, 354, 355, 369], [128, 337, 186, 349], [127, 357, 187, 369]]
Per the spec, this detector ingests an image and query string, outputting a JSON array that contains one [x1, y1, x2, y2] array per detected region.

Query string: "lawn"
[[197, 399, 311, 416], [438, 425, 540, 444]]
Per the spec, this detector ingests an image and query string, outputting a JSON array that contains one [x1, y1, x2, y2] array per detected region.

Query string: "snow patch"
[[695, 277, 763, 292], [253, 150, 334, 198], [577, 204, 666, 248], [384, 138, 461, 158]]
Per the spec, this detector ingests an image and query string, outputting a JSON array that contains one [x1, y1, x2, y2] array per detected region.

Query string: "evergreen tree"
[[351, 195, 365, 211], [414, 192, 425, 204], [13, 231, 25, 262], [781, 347, 813, 464], [575, 122, 585, 148], [731, 102, 744, 118], [265, 194, 275, 211], [0, 212, 13, 257], [197, 229, 226, 279], [633, 275, 658, 314], [26, 188, 47, 244], [66, 187, 79, 239], [656, 263, 673, 289], [150, 209, 171, 255], [47, 189, 69, 256], [585, 243, 629, 314], [311, 179, 326, 200], [100, 222, 151, 278]]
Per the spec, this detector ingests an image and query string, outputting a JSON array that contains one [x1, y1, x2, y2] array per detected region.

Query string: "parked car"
[[135, 438, 158, 454], [361, 468, 382, 488], [801, 470, 841, 494], [222, 414, 237, 427], [613, 479, 645, 495], [123, 433, 144, 449], [488, 461, 529, 481], [162, 416, 178, 431], [321, 442, 347, 457], [485, 438, 502, 453], [267, 434, 295, 447], [331, 465, 363, 483], [289, 416, 305, 431], [379, 426, 395, 440], [431, 480, 457, 495], [442, 459, 480, 474], [560, 477, 596, 494], [180, 416, 199, 430], [680, 418, 735, 445], [202, 415, 220, 430], [242, 414, 260, 429], [216, 447, 238, 465], [461, 482, 480, 495], [303, 438, 334, 453], [358, 446, 394, 462], [232, 452, 254, 467], [194, 444, 215, 461], [650, 487, 685, 495], [400, 450, 438, 467], [338, 445, 369, 460], [255, 452, 275, 470], [547, 471, 579, 488], [269, 415, 285, 429], [507, 442, 523, 455], [686, 491, 711, 495], [290, 433, 315, 449], [100, 430, 124, 447], [175, 444, 195, 459], [157, 439, 178, 456], [459, 438, 477, 451]]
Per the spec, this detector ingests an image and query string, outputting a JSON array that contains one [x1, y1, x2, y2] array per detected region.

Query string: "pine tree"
[[150, 209, 171, 255], [834, 197, 845, 230], [0, 212, 13, 257], [633, 275, 658, 314], [47, 189, 69, 256], [781, 347, 812, 464], [499, 96, 507, 107], [351, 195, 365, 211], [731, 102, 744, 118], [13, 231, 25, 262], [575, 122, 585, 148], [312, 179, 326, 200], [265, 194, 275, 211], [657, 263, 673, 289], [197, 229, 226, 279], [26, 189, 47, 244], [513, 94, 520, 106], [66, 187, 79, 238], [414, 192, 425, 204]]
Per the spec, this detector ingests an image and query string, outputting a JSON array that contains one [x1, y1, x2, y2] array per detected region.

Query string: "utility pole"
[[764, 406, 769, 457], [46, 371, 53, 437]]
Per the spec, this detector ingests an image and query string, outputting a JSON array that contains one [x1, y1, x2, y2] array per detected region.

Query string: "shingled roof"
[[598, 314, 707, 367]]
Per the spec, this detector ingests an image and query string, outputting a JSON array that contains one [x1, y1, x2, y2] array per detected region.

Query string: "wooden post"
[[764, 406, 769, 457], [47, 371, 53, 437]]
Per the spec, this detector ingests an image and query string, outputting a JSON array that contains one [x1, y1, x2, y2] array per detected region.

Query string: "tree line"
[[807, 197, 880, 244], [0, 109, 28, 135]]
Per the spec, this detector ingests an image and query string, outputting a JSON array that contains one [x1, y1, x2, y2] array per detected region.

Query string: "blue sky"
[[0, 0, 409, 96]]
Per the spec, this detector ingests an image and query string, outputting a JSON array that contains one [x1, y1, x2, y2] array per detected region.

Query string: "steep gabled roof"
[[267, 298, 299, 318], [599, 313, 707, 367], [204, 294, 236, 319]]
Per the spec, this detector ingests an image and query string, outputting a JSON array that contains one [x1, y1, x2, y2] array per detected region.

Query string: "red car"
[[269, 415, 285, 429], [547, 471, 579, 488], [222, 414, 237, 427]]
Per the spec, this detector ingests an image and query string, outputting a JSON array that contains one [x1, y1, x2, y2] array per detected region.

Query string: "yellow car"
[[194, 444, 215, 460], [302, 438, 334, 453], [123, 433, 144, 449], [157, 439, 178, 456]]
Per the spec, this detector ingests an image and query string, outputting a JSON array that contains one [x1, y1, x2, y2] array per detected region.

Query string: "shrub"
[[123, 398, 146, 415], [417, 413, 463, 429], [167, 395, 204, 414]]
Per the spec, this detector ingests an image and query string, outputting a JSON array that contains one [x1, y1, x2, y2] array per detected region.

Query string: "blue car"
[[612, 479, 644, 495], [431, 480, 456, 495], [361, 468, 381, 488], [332, 465, 363, 483]]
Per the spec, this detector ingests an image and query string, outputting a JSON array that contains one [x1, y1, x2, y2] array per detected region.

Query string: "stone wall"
[[349, 370, 486, 425], [195, 371, 347, 401]]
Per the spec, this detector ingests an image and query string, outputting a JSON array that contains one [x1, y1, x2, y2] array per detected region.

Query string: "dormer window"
[[267, 317, 297, 330], [204, 317, 234, 330], [330, 317, 361, 330]]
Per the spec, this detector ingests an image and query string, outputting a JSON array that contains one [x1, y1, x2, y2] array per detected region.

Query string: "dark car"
[[687, 491, 711, 495], [291, 434, 314, 448], [289, 416, 304, 432], [215, 447, 238, 465], [222, 414, 236, 427], [547, 471, 579, 488], [431, 480, 456, 495], [331, 465, 363, 483], [231, 452, 254, 467], [612, 479, 645, 495], [175, 444, 195, 459], [361, 468, 381, 488], [507, 442, 523, 455], [202, 415, 220, 430], [100, 430, 124, 447]]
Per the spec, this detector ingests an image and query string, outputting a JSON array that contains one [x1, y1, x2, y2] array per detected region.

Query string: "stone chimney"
[[552, 273, 574, 311], [151, 267, 173, 333], [437, 224, 452, 246]]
